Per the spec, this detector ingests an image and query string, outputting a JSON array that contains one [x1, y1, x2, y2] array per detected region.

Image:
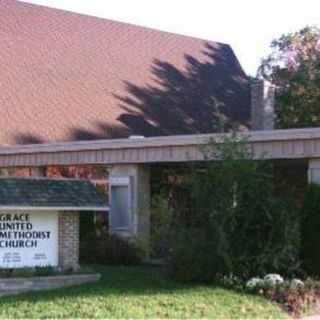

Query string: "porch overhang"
[[0, 128, 319, 167]]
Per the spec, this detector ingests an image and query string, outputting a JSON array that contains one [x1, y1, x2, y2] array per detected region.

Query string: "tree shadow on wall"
[[113, 42, 251, 137]]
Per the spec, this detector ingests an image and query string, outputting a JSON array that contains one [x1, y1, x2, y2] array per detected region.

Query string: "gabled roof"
[[0, 178, 108, 211], [0, 1, 250, 145]]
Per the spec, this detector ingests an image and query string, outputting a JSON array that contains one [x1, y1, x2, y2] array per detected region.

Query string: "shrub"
[[34, 266, 56, 277], [0, 267, 55, 278], [0, 266, 93, 278], [166, 228, 227, 282], [79, 212, 108, 264], [151, 195, 174, 258], [301, 183, 320, 275], [167, 134, 301, 282], [102, 234, 144, 265], [0, 268, 34, 278], [79, 231, 100, 264], [80, 232, 144, 265]]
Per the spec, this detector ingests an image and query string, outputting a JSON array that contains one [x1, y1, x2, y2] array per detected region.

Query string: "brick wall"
[[58, 212, 80, 271]]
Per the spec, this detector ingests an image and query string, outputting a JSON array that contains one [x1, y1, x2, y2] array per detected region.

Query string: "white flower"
[[264, 274, 284, 286], [246, 277, 264, 289], [291, 279, 304, 288]]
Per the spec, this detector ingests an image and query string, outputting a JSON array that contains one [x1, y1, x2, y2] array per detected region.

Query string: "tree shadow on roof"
[[13, 42, 251, 144], [113, 42, 251, 137], [13, 133, 44, 145]]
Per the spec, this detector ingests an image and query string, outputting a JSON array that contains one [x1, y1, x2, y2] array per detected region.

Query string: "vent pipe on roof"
[[251, 79, 275, 131]]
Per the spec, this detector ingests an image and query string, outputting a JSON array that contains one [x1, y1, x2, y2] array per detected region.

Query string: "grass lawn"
[[0, 266, 288, 319]]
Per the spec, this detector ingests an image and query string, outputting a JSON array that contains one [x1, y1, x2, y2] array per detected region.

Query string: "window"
[[109, 176, 132, 231]]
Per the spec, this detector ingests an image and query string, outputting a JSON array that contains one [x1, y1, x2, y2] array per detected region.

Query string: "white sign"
[[0, 211, 58, 268]]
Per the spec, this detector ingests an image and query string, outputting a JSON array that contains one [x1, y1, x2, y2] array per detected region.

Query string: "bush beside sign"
[[0, 211, 58, 268]]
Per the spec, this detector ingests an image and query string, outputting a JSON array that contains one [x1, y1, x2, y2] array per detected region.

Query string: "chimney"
[[251, 79, 275, 131]]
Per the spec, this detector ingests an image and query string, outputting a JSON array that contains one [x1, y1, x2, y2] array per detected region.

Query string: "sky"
[[23, 0, 320, 76]]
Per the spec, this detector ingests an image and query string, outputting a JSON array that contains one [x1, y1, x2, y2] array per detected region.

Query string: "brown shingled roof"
[[0, 0, 251, 145]]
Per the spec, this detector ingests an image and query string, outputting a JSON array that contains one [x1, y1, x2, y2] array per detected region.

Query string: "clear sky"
[[23, 0, 320, 76]]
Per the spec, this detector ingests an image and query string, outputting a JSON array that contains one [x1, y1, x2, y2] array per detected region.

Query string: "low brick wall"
[[0, 273, 100, 297]]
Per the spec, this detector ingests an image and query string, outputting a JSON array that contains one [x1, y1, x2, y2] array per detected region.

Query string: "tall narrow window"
[[109, 177, 132, 231]]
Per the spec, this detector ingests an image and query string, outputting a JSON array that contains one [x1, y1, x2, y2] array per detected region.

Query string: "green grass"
[[0, 266, 288, 319]]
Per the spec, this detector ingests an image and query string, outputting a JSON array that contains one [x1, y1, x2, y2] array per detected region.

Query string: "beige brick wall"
[[58, 212, 80, 271]]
